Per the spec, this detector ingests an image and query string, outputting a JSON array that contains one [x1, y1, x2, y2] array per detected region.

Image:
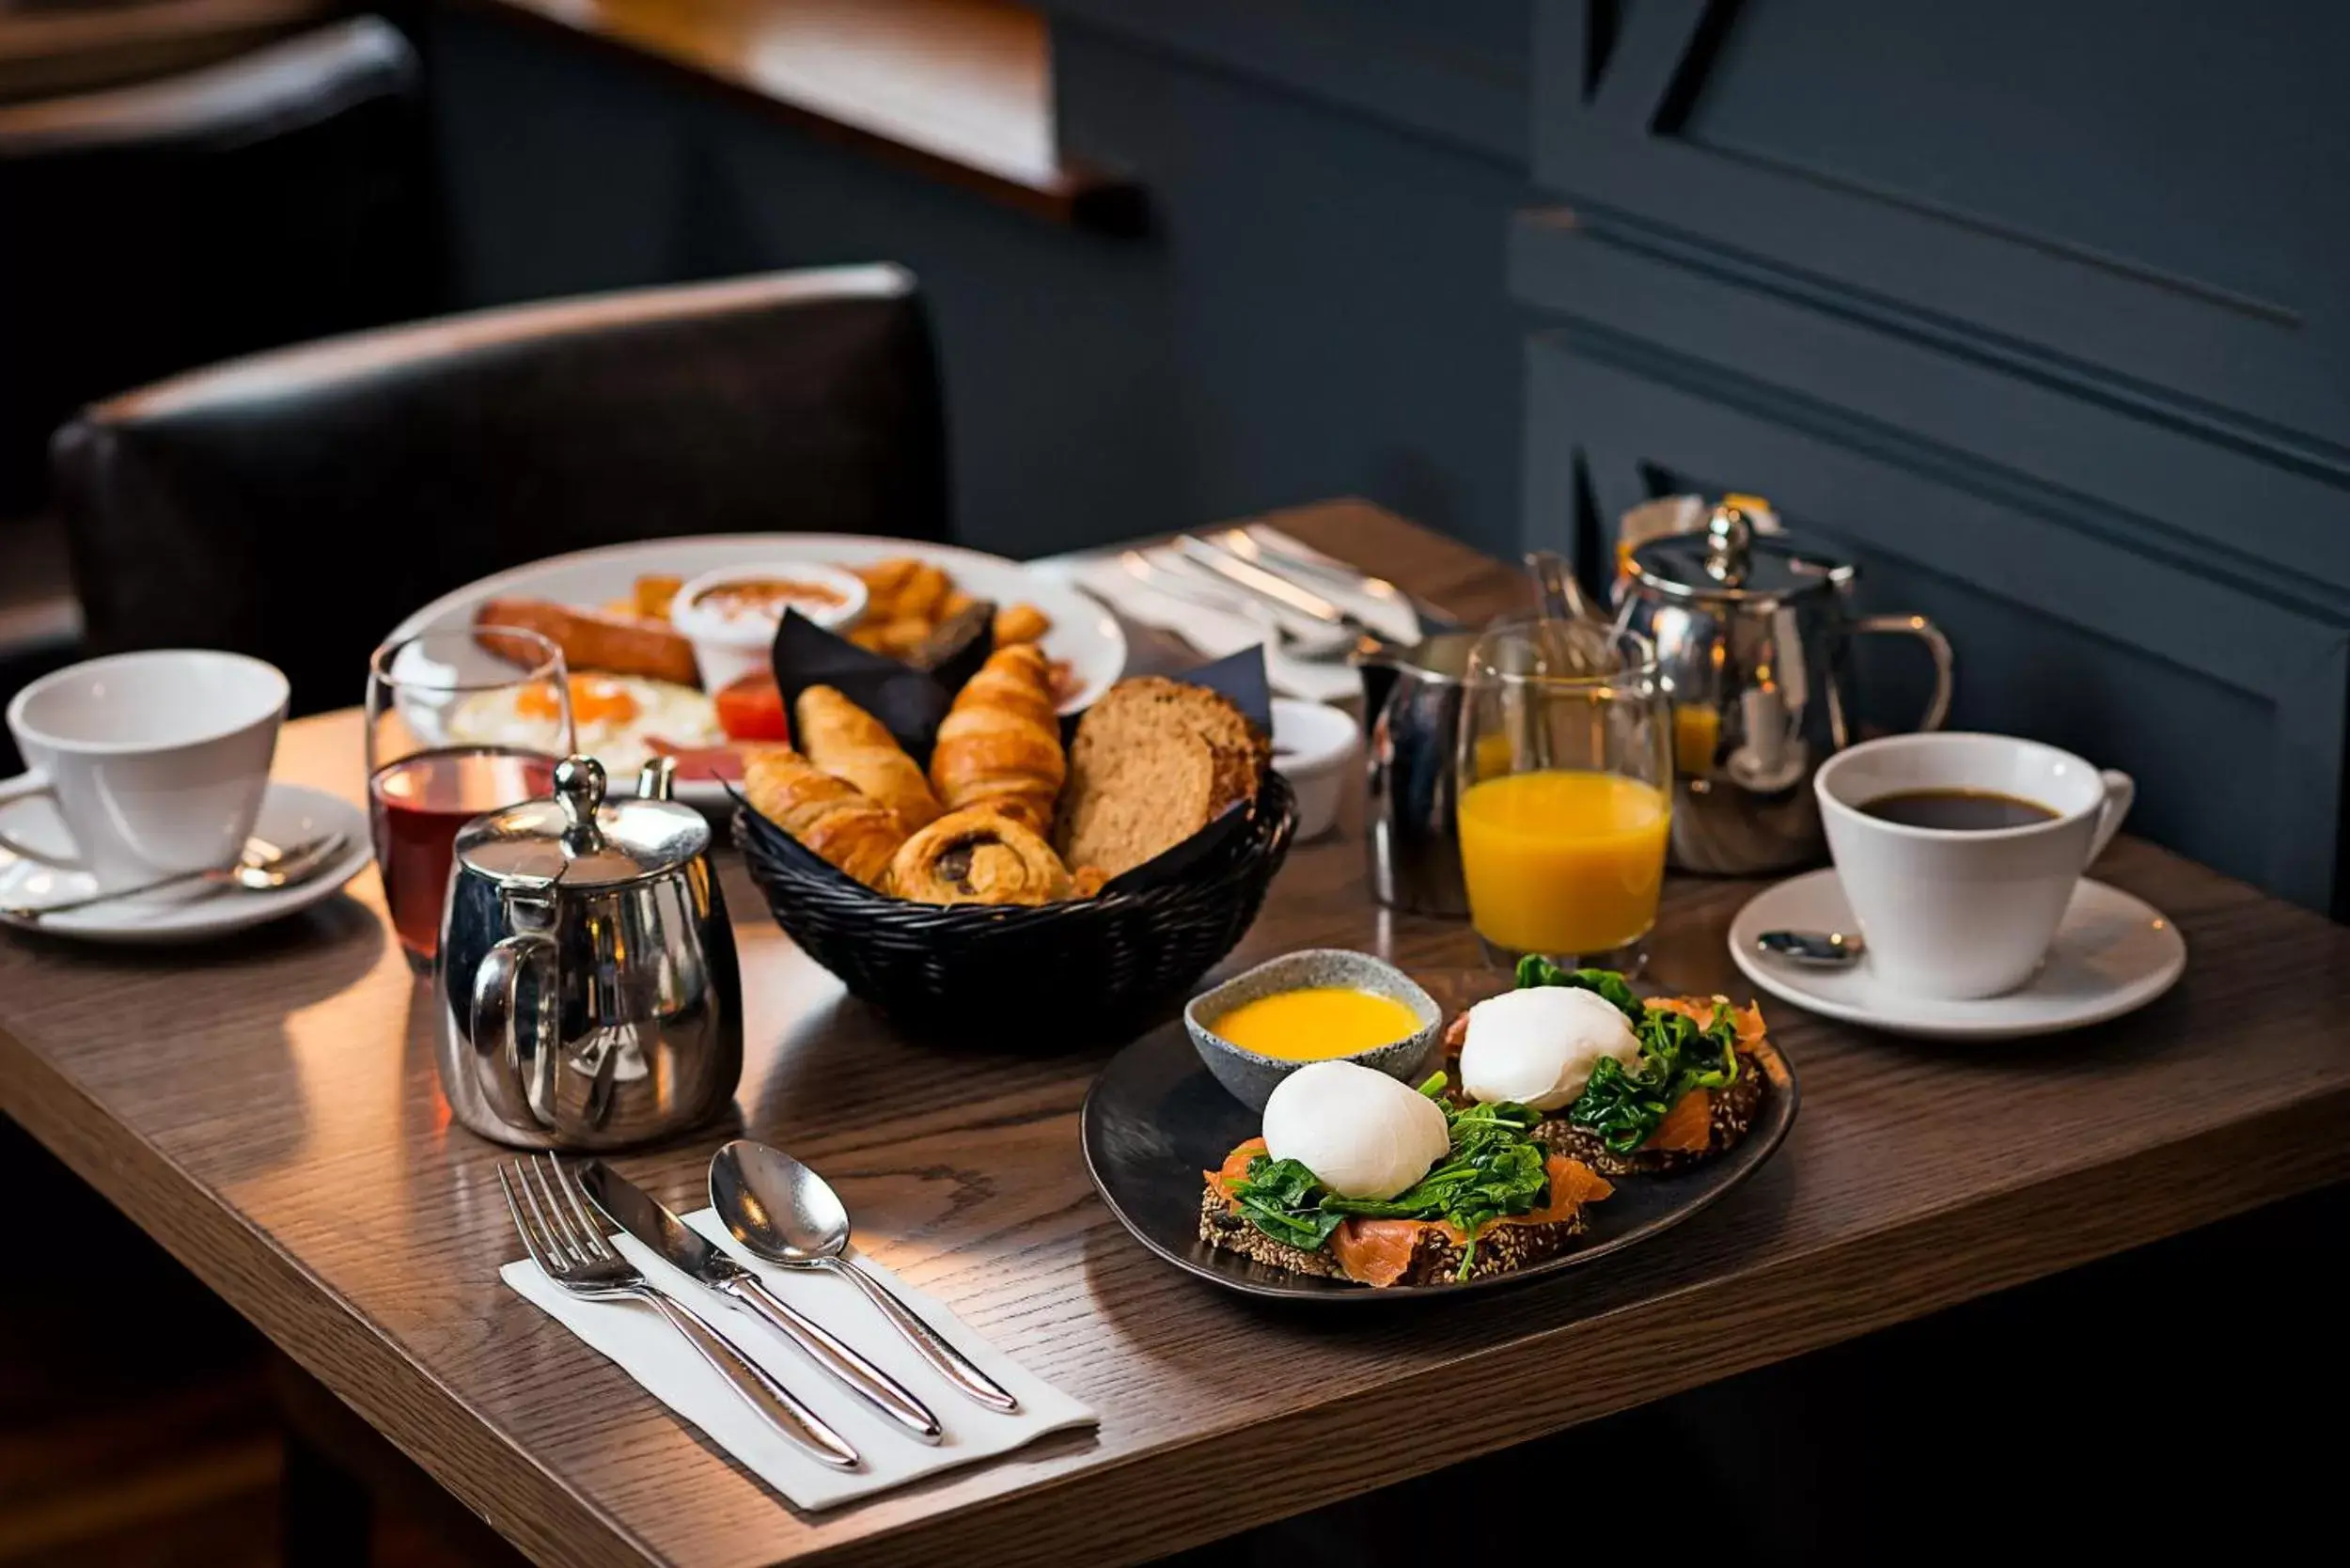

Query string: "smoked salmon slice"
[[1205, 1137, 1268, 1206], [1326, 1153, 1613, 1286], [1647, 994, 1767, 1048], [1643, 1089, 1714, 1152]]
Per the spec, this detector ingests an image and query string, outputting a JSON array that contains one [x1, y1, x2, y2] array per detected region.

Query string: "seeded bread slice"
[[1196, 1186, 1595, 1287], [1529, 1054, 1766, 1176]]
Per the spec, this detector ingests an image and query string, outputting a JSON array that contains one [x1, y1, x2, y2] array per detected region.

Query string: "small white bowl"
[[670, 562, 868, 691], [1270, 698, 1359, 841]]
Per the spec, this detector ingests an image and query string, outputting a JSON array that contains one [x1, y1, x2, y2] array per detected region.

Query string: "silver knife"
[[1204, 525, 1463, 635], [579, 1162, 945, 1444]]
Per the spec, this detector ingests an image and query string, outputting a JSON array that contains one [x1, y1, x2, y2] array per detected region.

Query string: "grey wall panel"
[[1526, 333, 2350, 906], [1528, 0, 2350, 458], [1510, 210, 2350, 609]]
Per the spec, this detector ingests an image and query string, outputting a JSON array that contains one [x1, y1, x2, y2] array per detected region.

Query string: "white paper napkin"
[[1031, 524, 1424, 703], [500, 1208, 1097, 1510]]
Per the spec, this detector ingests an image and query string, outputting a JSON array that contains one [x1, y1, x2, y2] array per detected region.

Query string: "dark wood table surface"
[[4, 500, 2347, 1568]]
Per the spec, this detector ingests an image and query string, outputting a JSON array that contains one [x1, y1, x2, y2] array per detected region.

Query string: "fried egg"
[[449, 673, 722, 776]]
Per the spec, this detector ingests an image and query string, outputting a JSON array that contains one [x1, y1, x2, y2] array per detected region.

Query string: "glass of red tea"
[[366, 628, 572, 972]]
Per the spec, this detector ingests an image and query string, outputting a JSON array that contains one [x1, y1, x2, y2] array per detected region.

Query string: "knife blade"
[[578, 1162, 944, 1443]]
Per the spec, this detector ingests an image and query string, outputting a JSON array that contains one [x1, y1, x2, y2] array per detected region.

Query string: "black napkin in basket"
[[769, 607, 995, 766]]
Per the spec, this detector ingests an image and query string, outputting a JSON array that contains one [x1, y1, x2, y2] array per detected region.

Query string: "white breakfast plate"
[[0, 782, 370, 945], [1728, 867, 2186, 1042], [384, 534, 1128, 810]]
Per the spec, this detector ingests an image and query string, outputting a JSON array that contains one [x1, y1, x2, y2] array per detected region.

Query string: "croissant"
[[887, 808, 1076, 905], [794, 685, 944, 830], [741, 746, 906, 887], [928, 643, 1064, 832], [992, 602, 1051, 645]]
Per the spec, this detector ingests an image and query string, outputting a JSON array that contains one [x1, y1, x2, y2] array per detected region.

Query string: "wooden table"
[[4, 500, 2347, 1568]]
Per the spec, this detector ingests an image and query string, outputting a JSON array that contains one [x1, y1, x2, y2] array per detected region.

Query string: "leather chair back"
[[0, 17, 438, 527], [52, 264, 951, 714]]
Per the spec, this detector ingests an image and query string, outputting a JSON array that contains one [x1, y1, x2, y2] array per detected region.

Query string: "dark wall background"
[[422, 0, 1530, 561], [1515, 0, 2350, 909], [426, 0, 2348, 908]]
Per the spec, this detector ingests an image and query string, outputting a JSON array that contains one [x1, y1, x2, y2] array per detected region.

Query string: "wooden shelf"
[[471, 0, 1145, 232]]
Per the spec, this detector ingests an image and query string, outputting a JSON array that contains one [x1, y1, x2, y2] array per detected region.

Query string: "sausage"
[[473, 597, 700, 686]]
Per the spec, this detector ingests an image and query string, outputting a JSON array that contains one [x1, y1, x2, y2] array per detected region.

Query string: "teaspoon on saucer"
[[1, 832, 348, 921], [1755, 928, 1868, 968]]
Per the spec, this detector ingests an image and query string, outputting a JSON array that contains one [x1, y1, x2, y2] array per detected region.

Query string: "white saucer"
[[1728, 868, 2186, 1041], [0, 782, 371, 945]]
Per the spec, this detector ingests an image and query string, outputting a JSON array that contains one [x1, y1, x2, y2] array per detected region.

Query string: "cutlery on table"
[[1172, 535, 1385, 657], [1202, 525, 1462, 635], [498, 1155, 862, 1470], [712, 1139, 1022, 1415], [1755, 929, 1868, 968], [1, 832, 348, 921], [577, 1161, 943, 1444], [1117, 551, 1356, 664]]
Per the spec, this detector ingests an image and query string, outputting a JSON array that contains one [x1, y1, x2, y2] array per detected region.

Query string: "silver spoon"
[[711, 1139, 1022, 1414], [3, 832, 349, 921], [1755, 928, 1867, 967]]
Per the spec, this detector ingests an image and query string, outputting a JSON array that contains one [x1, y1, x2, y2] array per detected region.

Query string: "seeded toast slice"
[[1197, 1185, 1595, 1286], [1530, 1053, 1766, 1176]]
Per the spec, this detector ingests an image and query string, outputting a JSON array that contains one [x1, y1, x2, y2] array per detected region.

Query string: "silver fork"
[[498, 1155, 860, 1470]]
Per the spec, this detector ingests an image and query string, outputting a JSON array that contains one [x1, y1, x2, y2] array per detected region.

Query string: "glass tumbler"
[[366, 628, 572, 972], [1453, 618, 1673, 971]]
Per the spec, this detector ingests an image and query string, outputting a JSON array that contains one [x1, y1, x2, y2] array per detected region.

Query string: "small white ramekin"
[[1270, 697, 1359, 840], [670, 562, 868, 691]]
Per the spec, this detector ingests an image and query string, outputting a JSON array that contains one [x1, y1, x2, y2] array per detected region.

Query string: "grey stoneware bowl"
[[1184, 949, 1443, 1111]]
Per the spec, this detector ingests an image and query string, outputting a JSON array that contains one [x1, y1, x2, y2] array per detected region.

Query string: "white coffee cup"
[[0, 651, 289, 890], [1815, 732, 2135, 999]]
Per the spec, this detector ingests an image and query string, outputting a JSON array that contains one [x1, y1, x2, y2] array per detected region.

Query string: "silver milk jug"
[[1615, 503, 1953, 874], [1357, 631, 1486, 916], [436, 754, 743, 1149]]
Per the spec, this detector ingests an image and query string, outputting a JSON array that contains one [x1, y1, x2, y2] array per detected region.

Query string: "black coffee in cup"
[[1859, 788, 2059, 831]]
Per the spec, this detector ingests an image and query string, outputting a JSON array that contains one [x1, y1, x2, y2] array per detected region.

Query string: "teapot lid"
[[455, 755, 710, 889], [1627, 503, 1854, 605]]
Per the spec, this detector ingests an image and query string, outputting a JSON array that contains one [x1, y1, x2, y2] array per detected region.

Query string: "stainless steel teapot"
[[1618, 503, 1952, 874], [435, 754, 743, 1149]]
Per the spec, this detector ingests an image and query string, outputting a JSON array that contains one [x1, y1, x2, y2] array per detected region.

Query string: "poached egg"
[[1459, 986, 1643, 1111], [1261, 1059, 1449, 1200]]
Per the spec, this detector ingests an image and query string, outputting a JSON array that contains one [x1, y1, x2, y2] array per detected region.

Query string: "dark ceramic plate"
[[1081, 973, 1800, 1301]]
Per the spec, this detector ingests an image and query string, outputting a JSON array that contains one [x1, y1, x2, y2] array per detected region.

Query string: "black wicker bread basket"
[[733, 772, 1298, 1042]]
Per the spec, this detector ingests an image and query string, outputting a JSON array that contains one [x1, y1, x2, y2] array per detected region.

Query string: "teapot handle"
[[1851, 614, 1954, 733], [472, 931, 561, 1132]]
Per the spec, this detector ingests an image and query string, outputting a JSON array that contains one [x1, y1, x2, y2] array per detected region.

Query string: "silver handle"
[[822, 1256, 1021, 1414], [471, 931, 560, 1131], [1850, 613, 1955, 733], [634, 1287, 861, 1469], [724, 1275, 944, 1442]]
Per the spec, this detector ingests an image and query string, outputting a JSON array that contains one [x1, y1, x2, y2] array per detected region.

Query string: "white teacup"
[[0, 651, 289, 890], [1815, 732, 2135, 999]]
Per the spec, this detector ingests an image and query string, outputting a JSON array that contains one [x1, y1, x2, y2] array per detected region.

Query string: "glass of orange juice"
[[1453, 619, 1672, 970]]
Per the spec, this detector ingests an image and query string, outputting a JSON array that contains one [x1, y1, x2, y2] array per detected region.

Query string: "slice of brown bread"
[[1057, 678, 1269, 876], [1196, 1186, 1593, 1286]]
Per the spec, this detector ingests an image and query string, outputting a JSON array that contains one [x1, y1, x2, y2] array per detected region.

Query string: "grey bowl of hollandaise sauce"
[[1185, 949, 1444, 1111]]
